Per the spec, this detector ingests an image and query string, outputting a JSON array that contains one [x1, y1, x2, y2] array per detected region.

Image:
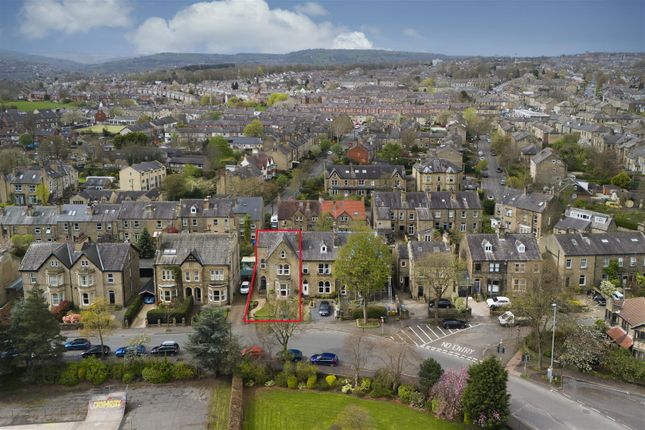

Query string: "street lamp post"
[[548, 303, 557, 384]]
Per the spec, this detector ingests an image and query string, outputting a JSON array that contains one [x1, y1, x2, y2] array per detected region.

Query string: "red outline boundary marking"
[[242, 229, 303, 323]]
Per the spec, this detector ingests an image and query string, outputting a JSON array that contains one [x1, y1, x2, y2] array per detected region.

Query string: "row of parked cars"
[[241, 345, 340, 367], [64, 338, 180, 358]]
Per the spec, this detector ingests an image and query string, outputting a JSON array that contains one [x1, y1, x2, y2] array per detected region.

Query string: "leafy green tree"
[[243, 119, 264, 137], [462, 357, 510, 428], [316, 213, 334, 231], [560, 324, 608, 373], [416, 253, 463, 322], [80, 299, 115, 358], [418, 357, 444, 398], [136, 228, 157, 258], [475, 159, 488, 175], [136, 114, 152, 124], [162, 174, 189, 200], [330, 143, 345, 158], [421, 77, 435, 93], [182, 164, 201, 178], [320, 139, 331, 153], [377, 143, 403, 165], [276, 175, 289, 189], [267, 93, 288, 106], [610, 171, 631, 189], [35, 183, 49, 204], [242, 214, 252, 243], [19, 133, 33, 148], [187, 307, 239, 376], [330, 114, 353, 141], [483, 199, 495, 215], [603, 260, 622, 287], [113, 132, 148, 149], [206, 136, 238, 169], [9, 287, 64, 372], [335, 232, 390, 325], [11, 233, 34, 257]]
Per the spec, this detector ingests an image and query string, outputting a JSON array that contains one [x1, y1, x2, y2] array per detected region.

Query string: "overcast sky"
[[0, 0, 643, 61]]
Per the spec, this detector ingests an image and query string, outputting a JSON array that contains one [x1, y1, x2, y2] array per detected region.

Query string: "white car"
[[240, 281, 250, 295], [487, 296, 511, 308]]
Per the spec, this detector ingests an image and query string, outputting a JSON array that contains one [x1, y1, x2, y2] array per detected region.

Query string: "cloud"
[[128, 0, 373, 54], [403, 28, 420, 38], [294, 2, 328, 17], [20, 0, 131, 39]]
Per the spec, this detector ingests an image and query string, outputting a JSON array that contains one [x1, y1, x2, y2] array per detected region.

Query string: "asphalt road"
[[479, 137, 508, 200], [64, 325, 630, 430]]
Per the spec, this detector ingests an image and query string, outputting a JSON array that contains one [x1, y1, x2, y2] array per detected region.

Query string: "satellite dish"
[[626, 200, 634, 208]]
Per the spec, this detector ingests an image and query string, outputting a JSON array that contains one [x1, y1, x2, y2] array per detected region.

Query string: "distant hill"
[[0, 49, 449, 79]]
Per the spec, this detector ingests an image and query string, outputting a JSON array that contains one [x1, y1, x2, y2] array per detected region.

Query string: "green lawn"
[[208, 378, 232, 430], [243, 388, 467, 430], [77, 124, 125, 134], [0, 100, 79, 111]]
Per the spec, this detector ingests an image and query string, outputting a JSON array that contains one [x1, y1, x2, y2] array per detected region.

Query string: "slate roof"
[[326, 164, 405, 180], [413, 158, 462, 174], [155, 233, 235, 266], [0, 205, 59, 226], [408, 240, 451, 260], [498, 189, 552, 213], [232, 196, 263, 222], [19, 242, 75, 271], [19, 242, 132, 272], [72, 189, 112, 202], [277, 200, 321, 219], [256, 231, 300, 258], [301, 232, 340, 261], [428, 191, 482, 210], [9, 169, 42, 184], [554, 217, 590, 232], [531, 148, 557, 164], [128, 160, 165, 173], [465, 234, 541, 262], [118, 201, 177, 220], [554, 232, 645, 256], [179, 198, 234, 218]]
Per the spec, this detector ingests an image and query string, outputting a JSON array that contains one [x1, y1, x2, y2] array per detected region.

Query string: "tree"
[[345, 331, 373, 386], [162, 174, 189, 200], [431, 368, 467, 421], [421, 77, 435, 93], [182, 164, 201, 178], [320, 139, 331, 153], [9, 286, 64, 373], [242, 214, 252, 243], [400, 128, 417, 148], [206, 136, 238, 170], [335, 232, 391, 325], [187, 307, 239, 375], [330, 143, 345, 158], [243, 119, 264, 137], [113, 132, 148, 149], [379, 342, 418, 392], [330, 114, 352, 141], [11, 233, 34, 257], [80, 299, 115, 358], [462, 357, 510, 428], [435, 110, 451, 126], [610, 171, 631, 189], [377, 143, 403, 165], [475, 159, 488, 175], [560, 324, 609, 373], [258, 300, 300, 356], [35, 183, 49, 204], [418, 357, 444, 398], [316, 213, 334, 231], [510, 259, 562, 369], [137, 115, 152, 125], [267, 93, 288, 106], [416, 253, 463, 322], [136, 228, 156, 259], [603, 260, 622, 288], [19, 133, 33, 148], [0, 148, 30, 174]]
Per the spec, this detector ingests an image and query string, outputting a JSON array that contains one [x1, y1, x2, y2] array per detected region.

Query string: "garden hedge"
[[146, 297, 193, 324], [124, 295, 144, 325]]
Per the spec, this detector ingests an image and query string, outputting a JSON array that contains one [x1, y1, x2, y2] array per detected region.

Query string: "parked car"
[[240, 281, 250, 295], [442, 319, 468, 329], [593, 295, 607, 306], [428, 298, 453, 309], [498, 311, 530, 327], [491, 151, 497, 156], [310, 352, 338, 366], [143, 295, 156, 305], [481, 170, 489, 178], [64, 338, 91, 351], [486, 296, 511, 308], [319, 300, 332, 317], [496, 167, 503, 173], [115, 344, 146, 358], [81, 345, 111, 358], [499, 177, 506, 185], [611, 291, 624, 301], [276, 349, 303, 362], [241, 345, 265, 360], [150, 341, 180, 356]]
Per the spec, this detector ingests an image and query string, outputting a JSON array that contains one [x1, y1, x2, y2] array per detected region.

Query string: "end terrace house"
[[412, 158, 463, 192], [324, 163, 406, 197], [19, 242, 140, 308], [154, 233, 239, 306], [119, 160, 167, 192]]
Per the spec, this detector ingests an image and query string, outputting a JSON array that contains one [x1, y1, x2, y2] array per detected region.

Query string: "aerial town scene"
[[0, 0, 643, 429]]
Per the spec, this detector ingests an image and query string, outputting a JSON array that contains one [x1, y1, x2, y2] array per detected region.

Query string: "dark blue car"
[[115, 344, 146, 358], [64, 338, 91, 351], [277, 348, 303, 362], [310, 352, 338, 367]]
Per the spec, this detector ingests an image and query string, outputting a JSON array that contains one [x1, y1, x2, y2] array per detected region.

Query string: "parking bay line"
[[400, 328, 423, 346], [407, 326, 428, 344], [413, 325, 436, 343]]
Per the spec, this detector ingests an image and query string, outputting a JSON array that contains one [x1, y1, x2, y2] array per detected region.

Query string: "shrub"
[[62, 313, 81, 324], [110, 362, 125, 381], [397, 384, 415, 404], [316, 378, 331, 391], [173, 362, 196, 380], [418, 358, 443, 398], [51, 300, 73, 321], [409, 391, 426, 408], [142, 359, 174, 384], [306, 375, 317, 389], [275, 371, 289, 388], [287, 375, 298, 389], [146, 297, 193, 325], [351, 306, 387, 320], [341, 383, 353, 394], [370, 369, 393, 398], [355, 377, 371, 395], [325, 374, 337, 387], [295, 362, 317, 383], [124, 295, 144, 325], [59, 363, 80, 386], [84, 358, 109, 385], [238, 360, 269, 385], [122, 371, 137, 384], [602, 348, 645, 384], [431, 368, 467, 421]]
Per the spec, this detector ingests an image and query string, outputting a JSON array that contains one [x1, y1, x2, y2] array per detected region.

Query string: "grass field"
[[243, 388, 467, 430], [77, 124, 125, 134], [208, 379, 232, 430], [0, 100, 79, 111]]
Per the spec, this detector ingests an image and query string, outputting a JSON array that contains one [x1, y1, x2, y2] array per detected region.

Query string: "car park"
[[442, 319, 468, 329], [319, 300, 332, 316], [81, 345, 111, 358], [486, 296, 511, 308], [150, 341, 180, 356], [428, 298, 453, 309], [64, 338, 91, 351], [240, 281, 250, 295], [115, 344, 146, 358], [310, 352, 338, 366]]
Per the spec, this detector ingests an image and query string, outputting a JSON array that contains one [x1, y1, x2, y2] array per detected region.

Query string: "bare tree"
[[416, 253, 463, 323], [259, 300, 300, 358], [380, 341, 419, 392], [344, 331, 374, 386]]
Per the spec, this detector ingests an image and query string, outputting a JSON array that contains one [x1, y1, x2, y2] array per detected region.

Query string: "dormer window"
[[516, 241, 525, 253], [320, 244, 327, 254], [190, 205, 197, 214], [483, 240, 492, 253]]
